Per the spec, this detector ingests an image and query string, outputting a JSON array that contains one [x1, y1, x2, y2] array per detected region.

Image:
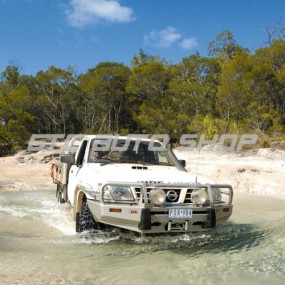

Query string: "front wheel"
[[76, 199, 98, 232]]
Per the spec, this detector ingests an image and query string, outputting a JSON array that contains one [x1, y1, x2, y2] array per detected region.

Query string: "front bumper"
[[87, 182, 233, 234], [87, 201, 233, 234], [138, 207, 220, 232]]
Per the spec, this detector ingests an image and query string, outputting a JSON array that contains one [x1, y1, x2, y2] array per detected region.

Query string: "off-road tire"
[[76, 199, 98, 232]]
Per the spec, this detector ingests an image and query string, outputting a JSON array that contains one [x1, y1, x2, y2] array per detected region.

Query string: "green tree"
[[208, 30, 247, 60], [218, 44, 285, 135], [78, 62, 132, 133], [131, 49, 167, 68], [127, 61, 175, 134], [0, 65, 35, 153], [169, 54, 222, 134], [34, 66, 79, 133], [251, 39, 285, 132]]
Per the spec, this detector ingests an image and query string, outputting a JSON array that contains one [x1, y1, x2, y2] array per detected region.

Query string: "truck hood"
[[85, 163, 213, 185]]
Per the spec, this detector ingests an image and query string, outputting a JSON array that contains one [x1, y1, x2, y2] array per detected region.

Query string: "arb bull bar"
[[99, 182, 233, 233]]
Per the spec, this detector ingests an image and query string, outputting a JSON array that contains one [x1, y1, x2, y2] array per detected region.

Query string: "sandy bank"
[[0, 147, 284, 199], [174, 147, 285, 198], [0, 149, 59, 191]]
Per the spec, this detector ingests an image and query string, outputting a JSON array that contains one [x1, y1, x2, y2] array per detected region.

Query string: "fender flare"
[[73, 187, 85, 219]]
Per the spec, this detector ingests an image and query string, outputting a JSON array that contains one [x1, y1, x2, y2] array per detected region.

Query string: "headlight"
[[211, 188, 222, 201], [191, 189, 208, 205], [149, 188, 166, 206], [103, 186, 134, 201]]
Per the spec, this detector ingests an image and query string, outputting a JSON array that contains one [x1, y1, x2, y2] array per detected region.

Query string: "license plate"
[[169, 209, 192, 219]]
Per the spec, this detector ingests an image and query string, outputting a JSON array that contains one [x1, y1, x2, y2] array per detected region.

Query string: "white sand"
[[174, 147, 285, 199], [0, 149, 59, 191], [1, 147, 284, 199]]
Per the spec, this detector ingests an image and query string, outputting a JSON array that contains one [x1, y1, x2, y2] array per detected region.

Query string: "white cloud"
[[144, 27, 182, 48], [180, 37, 198, 49], [65, 0, 134, 28], [144, 27, 198, 50]]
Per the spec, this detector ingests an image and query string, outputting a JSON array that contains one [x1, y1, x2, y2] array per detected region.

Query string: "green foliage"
[[131, 49, 166, 67], [34, 66, 79, 133], [208, 30, 248, 59], [1, 30, 285, 155], [78, 62, 131, 133], [170, 53, 222, 118], [127, 60, 173, 134], [0, 65, 35, 154]]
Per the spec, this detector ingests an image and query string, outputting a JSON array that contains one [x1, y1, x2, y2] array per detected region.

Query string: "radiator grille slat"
[[134, 187, 195, 204]]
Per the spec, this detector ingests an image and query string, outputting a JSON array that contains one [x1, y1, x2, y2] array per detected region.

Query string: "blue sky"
[[0, 0, 284, 75]]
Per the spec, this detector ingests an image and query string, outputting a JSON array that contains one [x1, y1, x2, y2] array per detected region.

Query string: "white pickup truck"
[[51, 135, 233, 234]]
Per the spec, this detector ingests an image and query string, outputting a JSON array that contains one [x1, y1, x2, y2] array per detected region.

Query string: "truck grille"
[[134, 187, 195, 204]]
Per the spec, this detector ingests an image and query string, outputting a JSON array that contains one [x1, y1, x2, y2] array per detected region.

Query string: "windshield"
[[88, 139, 175, 166]]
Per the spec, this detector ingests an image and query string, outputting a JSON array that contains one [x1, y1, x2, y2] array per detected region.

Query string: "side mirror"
[[179, 159, 186, 168], [61, 153, 75, 164]]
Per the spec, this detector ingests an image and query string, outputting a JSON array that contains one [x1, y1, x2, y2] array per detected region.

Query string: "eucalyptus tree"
[[0, 65, 35, 153], [34, 66, 79, 134], [251, 39, 285, 133], [127, 60, 175, 134], [169, 53, 222, 135], [208, 30, 247, 59], [131, 48, 167, 68], [218, 43, 285, 135], [78, 62, 131, 134]]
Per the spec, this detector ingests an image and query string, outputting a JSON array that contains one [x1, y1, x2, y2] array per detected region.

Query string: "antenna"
[[195, 148, 201, 184]]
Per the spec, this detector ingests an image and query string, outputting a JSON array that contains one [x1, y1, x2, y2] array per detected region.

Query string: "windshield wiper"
[[95, 158, 113, 166], [100, 160, 146, 166]]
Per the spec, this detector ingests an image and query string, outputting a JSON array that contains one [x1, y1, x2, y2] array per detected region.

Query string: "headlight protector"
[[103, 186, 134, 201]]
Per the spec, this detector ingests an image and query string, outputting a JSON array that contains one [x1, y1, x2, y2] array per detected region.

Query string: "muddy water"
[[0, 190, 285, 285]]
